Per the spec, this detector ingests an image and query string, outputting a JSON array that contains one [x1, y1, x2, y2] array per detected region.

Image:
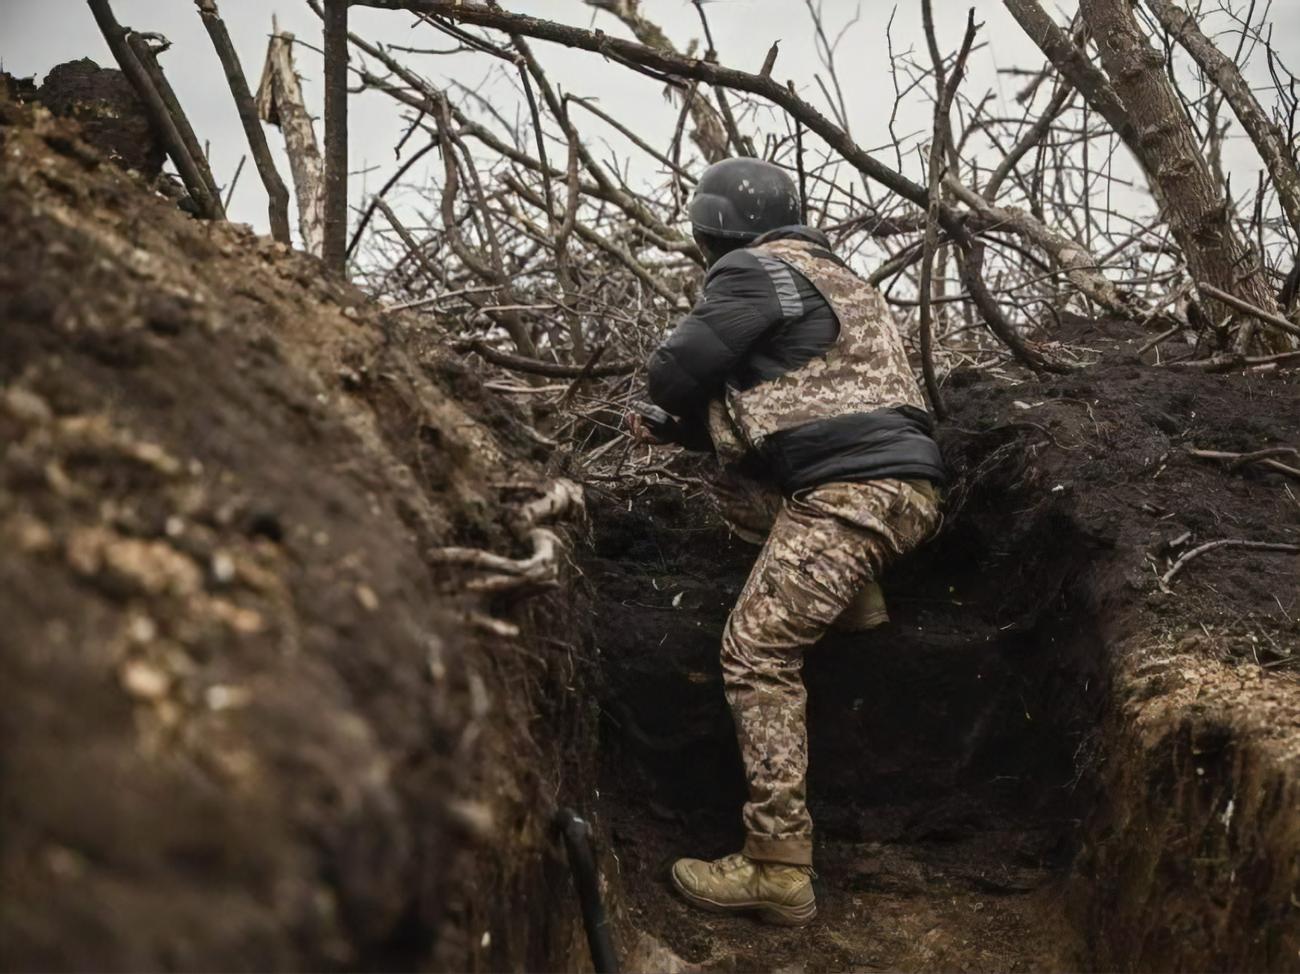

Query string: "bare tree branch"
[[195, 0, 291, 244], [581, 0, 732, 163], [457, 340, 636, 378], [86, 0, 226, 221], [917, 1, 979, 420]]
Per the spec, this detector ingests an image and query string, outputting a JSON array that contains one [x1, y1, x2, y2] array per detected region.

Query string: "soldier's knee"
[[720, 614, 749, 668]]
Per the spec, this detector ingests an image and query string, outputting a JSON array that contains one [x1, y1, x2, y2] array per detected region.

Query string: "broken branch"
[[256, 21, 325, 255], [458, 340, 636, 378], [1198, 283, 1300, 342], [1160, 538, 1300, 589]]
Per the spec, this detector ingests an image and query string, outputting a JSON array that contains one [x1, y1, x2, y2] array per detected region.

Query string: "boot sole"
[[670, 869, 817, 927]]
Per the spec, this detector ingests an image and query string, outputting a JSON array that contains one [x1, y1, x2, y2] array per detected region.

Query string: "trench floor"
[[606, 785, 1085, 972]]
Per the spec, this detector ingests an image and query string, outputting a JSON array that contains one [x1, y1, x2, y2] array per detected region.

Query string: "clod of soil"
[[16, 58, 165, 178]]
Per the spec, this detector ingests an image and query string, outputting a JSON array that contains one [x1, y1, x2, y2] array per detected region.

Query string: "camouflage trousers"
[[712, 473, 941, 866], [711, 471, 888, 630]]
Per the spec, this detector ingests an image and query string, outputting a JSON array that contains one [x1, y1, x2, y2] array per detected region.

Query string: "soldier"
[[628, 158, 945, 926]]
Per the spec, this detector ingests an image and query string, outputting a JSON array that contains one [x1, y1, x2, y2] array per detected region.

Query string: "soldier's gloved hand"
[[626, 411, 669, 444]]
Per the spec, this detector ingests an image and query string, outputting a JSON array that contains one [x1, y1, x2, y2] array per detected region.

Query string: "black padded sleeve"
[[645, 250, 783, 418]]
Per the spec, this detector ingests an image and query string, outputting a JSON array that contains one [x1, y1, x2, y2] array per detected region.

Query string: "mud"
[[587, 321, 1299, 971]]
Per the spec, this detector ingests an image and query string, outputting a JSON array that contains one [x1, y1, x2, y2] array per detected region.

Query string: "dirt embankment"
[[0, 90, 594, 971], [589, 323, 1300, 971]]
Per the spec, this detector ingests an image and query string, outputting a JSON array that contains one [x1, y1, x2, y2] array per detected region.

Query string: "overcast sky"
[[3, 1, 1297, 253]]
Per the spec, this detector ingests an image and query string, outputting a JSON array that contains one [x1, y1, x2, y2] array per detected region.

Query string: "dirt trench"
[[587, 473, 1104, 971], [584, 339, 1300, 972]]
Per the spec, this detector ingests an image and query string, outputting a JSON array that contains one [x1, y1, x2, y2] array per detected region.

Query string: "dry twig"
[[1187, 447, 1300, 482]]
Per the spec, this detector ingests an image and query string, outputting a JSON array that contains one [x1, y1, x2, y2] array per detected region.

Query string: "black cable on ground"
[[554, 807, 620, 973]]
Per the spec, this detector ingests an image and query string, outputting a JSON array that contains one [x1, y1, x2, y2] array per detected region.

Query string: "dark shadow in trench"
[[583, 469, 1112, 965]]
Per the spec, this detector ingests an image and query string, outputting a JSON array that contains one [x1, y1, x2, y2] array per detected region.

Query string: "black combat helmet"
[[689, 158, 801, 242]]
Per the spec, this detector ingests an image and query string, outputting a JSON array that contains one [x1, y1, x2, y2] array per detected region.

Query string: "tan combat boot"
[[670, 853, 816, 926]]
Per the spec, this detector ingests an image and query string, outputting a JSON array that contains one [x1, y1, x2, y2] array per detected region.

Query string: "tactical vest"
[[723, 237, 926, 451]]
